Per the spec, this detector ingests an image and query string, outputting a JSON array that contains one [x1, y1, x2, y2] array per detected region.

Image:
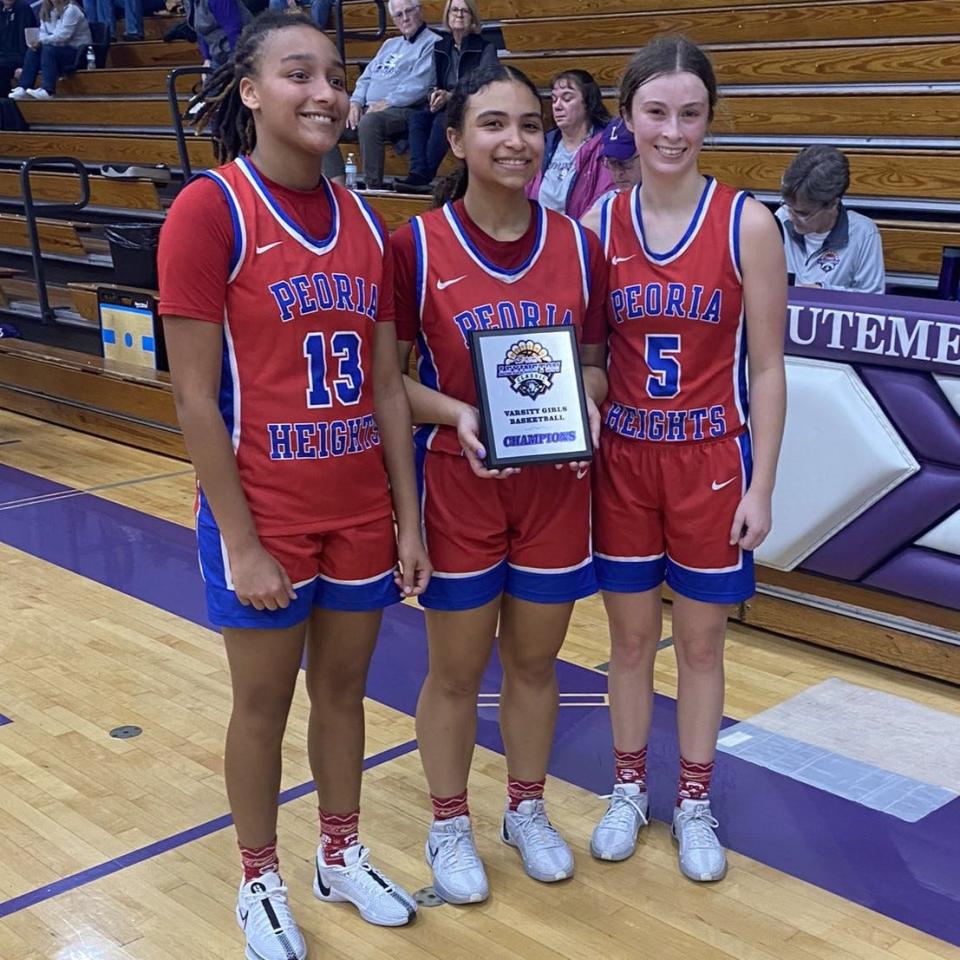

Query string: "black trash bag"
[[164, 20, 197, 42], [106, 223, 161, 290], [0, 101, 28, 131]]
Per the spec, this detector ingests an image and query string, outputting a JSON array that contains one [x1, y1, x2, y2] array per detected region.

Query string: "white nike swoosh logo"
[[612, 255, 636, 265], [711, 477, 737, 491], [255, 241, 283, 255], [437, 275, 467, 290]]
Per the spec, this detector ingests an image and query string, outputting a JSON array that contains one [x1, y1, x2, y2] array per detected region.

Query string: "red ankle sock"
[[431, 790, 469, 821], [614, 746, 648, 788], [507, 776, 545, 811], [677, 757, 714, 804], [239, 836, 279, 882], [319, 808, 360, 866]]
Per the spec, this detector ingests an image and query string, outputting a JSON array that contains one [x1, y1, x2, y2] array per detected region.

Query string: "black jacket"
[[433, 31, 497, 92], [0, 0, 37, 62]]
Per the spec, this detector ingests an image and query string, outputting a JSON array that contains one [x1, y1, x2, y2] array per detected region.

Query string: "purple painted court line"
[[2, 472, 959, 946], [0, 463, 72, 507], [0, 738, 418, 921]]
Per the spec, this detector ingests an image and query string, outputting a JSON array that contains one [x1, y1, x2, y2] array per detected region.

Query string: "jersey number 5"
[[304, 331, 363, 408], [645, 334, 681, 399]]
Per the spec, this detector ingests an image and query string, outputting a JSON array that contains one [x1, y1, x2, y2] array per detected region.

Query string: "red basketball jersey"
[[411, 201, 593, 455], [195, 156, 391, 535], [600, 177, 749, 444]]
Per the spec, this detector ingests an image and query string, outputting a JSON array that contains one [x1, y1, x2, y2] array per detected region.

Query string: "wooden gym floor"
[[0, 409, 957, 960]]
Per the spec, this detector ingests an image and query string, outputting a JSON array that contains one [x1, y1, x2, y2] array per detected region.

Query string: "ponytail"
[[432, 166, 468, 207], [430, 62, 540, 209]]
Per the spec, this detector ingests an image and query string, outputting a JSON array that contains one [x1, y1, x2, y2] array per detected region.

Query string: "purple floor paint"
[[0, 463, 72, 507], [0, 472, 958, 946]]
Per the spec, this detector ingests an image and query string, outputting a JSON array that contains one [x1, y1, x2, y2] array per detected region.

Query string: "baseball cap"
[[601, 119, 636, 161]]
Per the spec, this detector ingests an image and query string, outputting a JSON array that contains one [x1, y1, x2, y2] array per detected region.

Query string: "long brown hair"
[[619, 35, 718, 122], [39, 0, 77, 22], [433, 63, 540, 207]]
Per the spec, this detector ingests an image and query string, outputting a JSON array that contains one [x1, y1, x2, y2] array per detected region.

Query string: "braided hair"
[[188, 10, 327, 164], [433, 63, 541, 207]]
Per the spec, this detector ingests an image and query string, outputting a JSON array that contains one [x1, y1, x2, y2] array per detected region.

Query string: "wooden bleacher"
[[0, 0, 957, 412], [1, 0, 958, 681]]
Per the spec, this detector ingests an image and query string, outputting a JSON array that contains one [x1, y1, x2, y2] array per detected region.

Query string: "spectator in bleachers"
[[394, 0, 496, 191], [184, 0, 249, 71], [0, 0, 37, 98], [345, 0, 439, 189], [581, 116, 641, 233], [526, 68, 613, 218], [267, 0, 331, 30], [115, 0, 165, 40], [9, 0, 90, 99], [84, 0, 163, 41], [777, 144, 885, 294]]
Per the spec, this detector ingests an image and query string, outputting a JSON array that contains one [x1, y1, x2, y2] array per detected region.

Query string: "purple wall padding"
[[802, 466, 960, 581], [858, 366, 960, 467], [863, 548, 960, 611]]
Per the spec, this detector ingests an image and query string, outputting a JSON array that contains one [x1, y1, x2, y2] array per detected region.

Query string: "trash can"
[[105, 223, 161, 290]]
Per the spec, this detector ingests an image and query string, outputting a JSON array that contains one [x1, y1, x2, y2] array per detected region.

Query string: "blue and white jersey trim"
[[572, 218, 591, 309], [196, 170, 246, 283], [632, 176, 716, 266], [442, 201, 547, 284], [235, 155, 340, 255]]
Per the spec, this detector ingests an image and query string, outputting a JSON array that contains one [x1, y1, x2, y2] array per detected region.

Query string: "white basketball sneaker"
[[590, 782, 650, 861], [425, 815, 489, 904], [236, 871, 307, 960], [672, 798, 728, 881], [313, 843, 416, 926], [501, 798, 574, 882]]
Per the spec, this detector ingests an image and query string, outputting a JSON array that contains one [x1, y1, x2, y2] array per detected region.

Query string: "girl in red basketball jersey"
[[392, 64, 609, 901], [158, 13, 430, 958], [589, 37, 786, 881]]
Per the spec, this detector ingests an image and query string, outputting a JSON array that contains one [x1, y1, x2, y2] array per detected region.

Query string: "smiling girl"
[[158, 12, 429, 958], [391, 63, 609, 902], [589, 36, 786, 882]]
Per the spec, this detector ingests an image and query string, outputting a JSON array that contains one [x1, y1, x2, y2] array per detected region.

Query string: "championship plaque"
[[470, 326, 592, 469]]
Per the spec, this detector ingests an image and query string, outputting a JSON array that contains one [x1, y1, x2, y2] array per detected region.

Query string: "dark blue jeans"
[[19, 44, 79, 94], [407, 106, 449, 182]]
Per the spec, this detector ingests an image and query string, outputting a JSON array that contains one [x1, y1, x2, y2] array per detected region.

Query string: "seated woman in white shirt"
[[776, 144, 885, 294], [10, 0, 90, 98]]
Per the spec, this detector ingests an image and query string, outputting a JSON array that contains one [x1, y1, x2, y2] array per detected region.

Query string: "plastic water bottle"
[[86, 46, 96, 70], [344, 152, 357, 190]]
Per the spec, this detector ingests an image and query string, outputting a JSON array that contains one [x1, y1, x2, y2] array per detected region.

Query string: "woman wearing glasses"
[[776, 144, 885, 293], [395, 0, 497, 191], [526, 68, 614, 219], [344, 0, 440, 189]]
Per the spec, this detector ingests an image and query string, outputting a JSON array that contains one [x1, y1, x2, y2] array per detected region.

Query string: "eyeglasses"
[[782, 200, 832, 223], [391, 5, 419, 19], [602, 156, 638, 171], [449, 6, 471, 15]]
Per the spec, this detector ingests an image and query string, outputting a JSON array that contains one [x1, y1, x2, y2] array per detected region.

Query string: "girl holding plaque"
[[392, 63, 609, 903], [589, 36, 786, 882]]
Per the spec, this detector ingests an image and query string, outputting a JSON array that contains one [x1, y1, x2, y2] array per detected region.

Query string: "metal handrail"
[[165, 2, 388, 182], [333, 0, 388, 61], [19, 156, 90, 325], [166, 65, 213, 181]]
